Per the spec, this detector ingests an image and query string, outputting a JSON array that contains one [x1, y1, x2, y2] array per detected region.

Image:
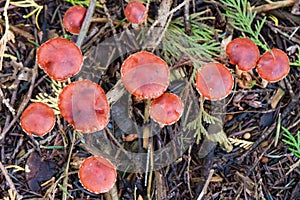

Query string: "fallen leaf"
[[25, 152, 56, 192]]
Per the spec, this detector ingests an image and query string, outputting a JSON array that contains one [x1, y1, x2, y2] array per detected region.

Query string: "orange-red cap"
[[79, 156, 117, 194], [226, 38, 260, 72], [124, 1, 148, 24], [196, 62, 234, 101], [256, 48, 290, 82], [121, 51, 169, 99], [20, 102, 55, 137], [58, 80, 110, 133], [37, 38, 83, 81], [149, 93, 183, 126], [63, 6, 87, 34]]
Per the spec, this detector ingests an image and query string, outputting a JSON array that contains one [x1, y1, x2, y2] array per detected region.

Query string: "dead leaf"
[[25, 152, 56, 192]]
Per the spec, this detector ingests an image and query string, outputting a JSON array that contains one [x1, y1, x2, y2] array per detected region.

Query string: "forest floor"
[[0, 0, 300, 199]]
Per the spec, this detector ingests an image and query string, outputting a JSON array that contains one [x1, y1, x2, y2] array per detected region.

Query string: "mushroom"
[[121, 51, 169, 100], [149, 93, 183, 126], [256, 48, 290, 87], [63, 5, 87, 35], [36, 38, 83, 81], [79, 156, 117, 194], [226, 38, 260, 74], [124, 1, 148, 25], [58, 80, 110, 133], [20, 102, 55, 137], [195, 62, 234, 101]]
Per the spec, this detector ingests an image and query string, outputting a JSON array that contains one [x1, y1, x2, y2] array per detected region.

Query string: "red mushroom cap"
[[196, 62, 234, 101], [121, 51, 169, 99], [63, 6, 87, 34], [226, 38, 260, 72], [256, 48, 290, 82], [124, 1, 148, 24], [58, 80, 110, 133], [79, 156, 117, 194], [20, 102, 55, 137], [36, 38, 83, 81], [149, 93, 183, 125]]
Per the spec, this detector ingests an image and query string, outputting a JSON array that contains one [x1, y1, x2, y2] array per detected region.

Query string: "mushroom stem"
[[235, 66, 243, 77], [143, 99, 151, 149], [259, 78, 269, 88]]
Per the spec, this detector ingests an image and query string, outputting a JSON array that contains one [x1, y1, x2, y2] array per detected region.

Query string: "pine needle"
[[162, 11, 221, 81], [220, 0, 269, 51], [229, 138, 253, 149], [282, 127, 300, 158]]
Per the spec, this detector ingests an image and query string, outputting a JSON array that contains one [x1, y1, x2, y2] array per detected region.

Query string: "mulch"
[[0, 0, 299, 199]]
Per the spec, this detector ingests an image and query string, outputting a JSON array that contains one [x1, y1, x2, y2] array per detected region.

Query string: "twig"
[[76, 0, 96, 48], [147, 142, 154, 200], [0, 18, 35, 40], [149, 13, 173, 52], [0, 88, 15, 116], [238, 122, 276, 163], [196, 169, 215, 200], [148, 0, 187, 31], [62, 131, 76, 200], [186, 145, 194, 198], [99, 0, 123, 62], [0, 64, 38, 140], [184, 0, 191, 34], [0, 0, 11, 70], [251, 0, 295, 13], [0, 160, 22, 199], [286, 159, 300, 175]]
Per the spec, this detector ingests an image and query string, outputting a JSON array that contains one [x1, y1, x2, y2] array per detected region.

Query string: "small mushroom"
[[195, 62, 234, 101], [124, 1, 148, 25], [226, 38, 260, 74], [20, 102, 55, 137], [256, 48, 290, 87], [121, 51, 169, 100], [78, 156, 117, 194], [36, 38, 83, 81], [63, 5, 87, 34], [149, 93, 183, 126], [58, 80, 110, 133]]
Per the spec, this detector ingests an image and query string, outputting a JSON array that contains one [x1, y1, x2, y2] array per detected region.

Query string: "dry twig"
[[0, 160, 22, 199], [0, 0, 11, 70]]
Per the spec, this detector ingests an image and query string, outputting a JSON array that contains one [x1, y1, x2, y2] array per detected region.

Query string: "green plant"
[[161, 11, 233, 151], [219, 0, 268, 51], [161, 11, 221, 81], [290, 49, 300, 67], [282, 127, 300, 158], [10, 0, 43, 30], [64, 0, 102, 7]]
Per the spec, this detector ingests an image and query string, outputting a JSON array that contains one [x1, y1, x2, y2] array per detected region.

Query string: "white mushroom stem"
[[260, 78, 269, 88], [235, 66, 244, 77]]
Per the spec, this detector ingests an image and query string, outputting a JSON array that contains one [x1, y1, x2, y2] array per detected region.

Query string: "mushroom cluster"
[[225, 37, 290, 88], [121, 51, 184, 126], [17, 3, 121, 195], [193, 38, 290, 100], [19, 6, 291, 194]]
